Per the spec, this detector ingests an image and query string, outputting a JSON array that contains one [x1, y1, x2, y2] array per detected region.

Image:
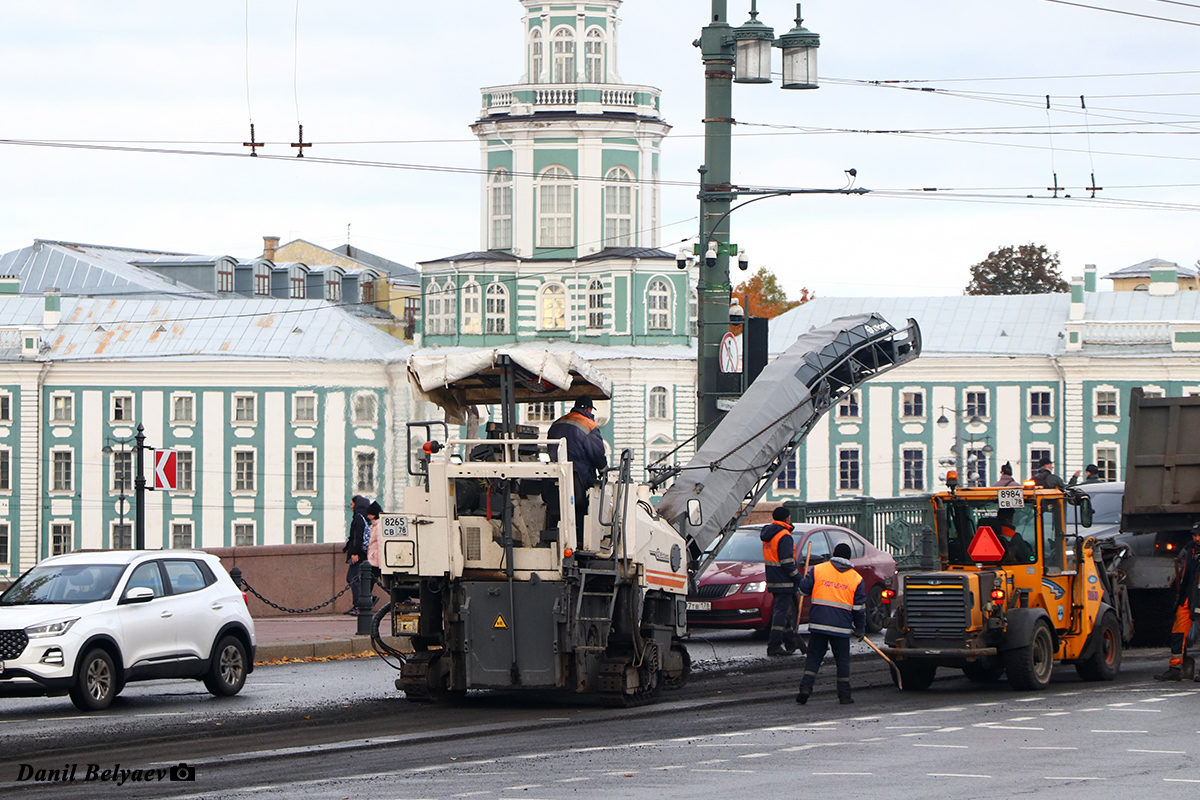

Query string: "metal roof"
[[0, 241, 209, 298], [0, 297, 409, 362], [769, 292, 1200, 357], [1103, 258, 1195, 279], [415, 341, 697, 362]]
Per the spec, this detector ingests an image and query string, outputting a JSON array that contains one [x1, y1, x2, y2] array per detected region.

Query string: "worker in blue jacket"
[[796, 542, 865, 705]]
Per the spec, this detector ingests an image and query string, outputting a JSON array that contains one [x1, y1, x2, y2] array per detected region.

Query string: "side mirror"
[[686, 498, 703, 527], [1079, 497, 1094, 528], [121, 586, 155, 604]]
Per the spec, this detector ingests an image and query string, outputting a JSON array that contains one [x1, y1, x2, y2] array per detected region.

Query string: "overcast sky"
[[2, 1, 1197, 299]]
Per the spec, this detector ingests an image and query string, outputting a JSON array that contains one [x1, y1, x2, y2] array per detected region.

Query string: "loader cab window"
[[1040, 500, 1069, 575], [941, 498, 1037, 567]]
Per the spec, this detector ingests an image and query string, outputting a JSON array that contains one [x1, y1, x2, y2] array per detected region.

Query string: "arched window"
[[441, 279, 457, 335], [254, 262, 271, 296], [587, 279, 606, 329], [325, 270, 342, 302], [540, 283, 567, 331], [486, 282, 508, 334], [289, 265, 306, 299], [603, 167, 634, 248], [538, 166, 574, 248], [585, 28, 604, 83], [217, 261, 234, 293], [648, 386, 669, 420], [360, 274, 376, 304], [490, 168, 513, 250], [462, 281, 482, 334], [530, 28, 544, 82], [647, 279, 671, 331], [552, 27, 575, 83], [425, 278, 442, 336]]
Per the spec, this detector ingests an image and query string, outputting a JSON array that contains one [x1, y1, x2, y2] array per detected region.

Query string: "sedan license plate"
[[686, 601, 711, 612]]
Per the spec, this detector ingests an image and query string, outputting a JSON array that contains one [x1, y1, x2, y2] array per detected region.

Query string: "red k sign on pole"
[[153, 449, 177, 491]]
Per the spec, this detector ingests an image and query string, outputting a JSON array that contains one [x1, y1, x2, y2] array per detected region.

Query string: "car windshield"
[[1069, 489, 1121, 526], [0, 564, 127, 605], [715, 530, 768, 562]]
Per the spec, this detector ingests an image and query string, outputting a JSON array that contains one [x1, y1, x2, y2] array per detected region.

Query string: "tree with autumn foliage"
[[964, 243, 1069, 295], [733, 267, 814, 319]]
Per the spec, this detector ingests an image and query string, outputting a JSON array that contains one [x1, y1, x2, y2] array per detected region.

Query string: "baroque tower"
[[471, 0, 670, 258]]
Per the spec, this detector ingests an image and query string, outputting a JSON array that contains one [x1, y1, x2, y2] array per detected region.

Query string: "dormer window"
[[254, 262, 271, 296], [217, 261, 234, 293]]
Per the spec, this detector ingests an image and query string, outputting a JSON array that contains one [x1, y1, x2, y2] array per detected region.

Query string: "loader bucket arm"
[[658, 313, 921, 565]]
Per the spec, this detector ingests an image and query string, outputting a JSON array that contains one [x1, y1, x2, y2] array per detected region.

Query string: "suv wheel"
[[203, 635, 248, 697], [69, 648, 117, 711]]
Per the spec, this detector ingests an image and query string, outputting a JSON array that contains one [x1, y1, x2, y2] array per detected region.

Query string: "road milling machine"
[[378, 312, 921, 705], [882, 480, 1132, 691]]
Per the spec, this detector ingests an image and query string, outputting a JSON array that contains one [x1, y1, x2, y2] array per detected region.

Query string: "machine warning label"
[[493, 615, 507, 629]]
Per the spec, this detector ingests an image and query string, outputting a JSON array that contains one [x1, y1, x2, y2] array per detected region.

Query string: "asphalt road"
[[0, 634, 1189, 799]]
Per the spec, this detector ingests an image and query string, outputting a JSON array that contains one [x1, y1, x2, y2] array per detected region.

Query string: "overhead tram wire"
[[1037, 0, 1200, 26]]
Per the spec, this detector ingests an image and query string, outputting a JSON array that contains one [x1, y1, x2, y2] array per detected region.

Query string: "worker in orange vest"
[[760, 507, 802, 657], [796, 542, 865, 705]]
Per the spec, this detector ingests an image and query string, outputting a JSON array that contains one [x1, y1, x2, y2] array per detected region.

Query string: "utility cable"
[[1037, 0, 1200, 26]]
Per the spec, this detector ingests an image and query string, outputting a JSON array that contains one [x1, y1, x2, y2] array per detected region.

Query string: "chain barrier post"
[[355, 561, 376, 636]]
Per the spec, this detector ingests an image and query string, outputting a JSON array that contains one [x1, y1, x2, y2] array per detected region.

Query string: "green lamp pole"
[[694, 2, 822, 439]]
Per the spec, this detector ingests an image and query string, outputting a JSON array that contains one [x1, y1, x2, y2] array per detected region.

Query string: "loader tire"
[[962, 657, 1005, 683], [1075, 612, 1122, 682], [892, 662, 937, 691], [1005, 620, 1054, 690]]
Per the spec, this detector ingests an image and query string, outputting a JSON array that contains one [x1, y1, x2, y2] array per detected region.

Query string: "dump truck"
[[377, 313, 920, 704], [882, 479, 1129, 690]]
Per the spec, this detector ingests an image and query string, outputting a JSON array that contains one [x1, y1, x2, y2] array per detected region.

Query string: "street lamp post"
[[694, 3, 829, 437], [103, 423, 149, 549], [936, 407, 993, 486]]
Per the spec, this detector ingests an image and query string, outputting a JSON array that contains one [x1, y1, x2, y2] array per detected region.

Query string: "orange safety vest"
[[761, 521, 794, 566], [809, 559, 863, 612]]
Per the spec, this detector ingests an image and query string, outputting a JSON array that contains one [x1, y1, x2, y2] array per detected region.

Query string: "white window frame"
[[837, 391, 861, 420], [293, 521, 316, 545], [1094, 442, 1120, 482], [584, 27, 605, 83], [425, 278, 442, 336], [490, 168, 513, 249], [233, 520, 256, 547], [1028, 386, 1054, 420], [293, 447, 317, 494], [551, 26, 575, 83], [232, 447, 256, 494], [110, 449, 133, 493], [354, 448, 378, 495], [0, 391, 11, 423], [964, 387, 990, 420], [217, 261, 234, 293], [51, 447, 74, 493], [775, 452, 799, 491], [232, 393, 257, 425], [352, 392, 379, 426], [462, 280, 482, 335], [254, 261, 272, 296], [527, 401, 556, 423], [587, 279, 606, 330], [0, 522, 9, 564], [688, 289, 698, 337], [171, 520, 194, 549], [539, 283, 567, 331], [529, 27, 544, 82], [170, 392, 195, 425], [174, 448, 195, 494], [537, 166, 574, 248], [1093, 386, 1119, 419], [901, 446, 926, 492], [648, 386, 670, 420], [838, 447, 862, 493], [289, 265, 307, 299], [110, 393, 134, 423], [603, 166, 634, 248], [1029, 444, 1055, 475], [293, 393, 318, 424], [51, 521, 73, 555], [965, 448, 990, 488], [1142, 384, 1165, 398], [647, 279, 672, 331], [111, 520, 133, 550], [486, 282, 509, 334], [0, 446, 10, 493], [439, 279, 457, 335], [900, 389, 925, 420], [50, 392, 74, 424]]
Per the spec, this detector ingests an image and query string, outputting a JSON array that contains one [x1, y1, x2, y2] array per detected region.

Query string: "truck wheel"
[[1075, 612, 1122, 681], [893, 663, 937, 691], [1005, 620, 1054, 690], [69, 648, 118, 711], [962, 657, 1005, 683], [865, 585, 885, 633]]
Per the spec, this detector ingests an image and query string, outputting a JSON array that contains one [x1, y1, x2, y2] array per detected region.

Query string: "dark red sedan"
[[687, 524, 897, 634]]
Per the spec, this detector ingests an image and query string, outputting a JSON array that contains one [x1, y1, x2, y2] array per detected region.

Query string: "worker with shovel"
[[796, 542, 865, 705]]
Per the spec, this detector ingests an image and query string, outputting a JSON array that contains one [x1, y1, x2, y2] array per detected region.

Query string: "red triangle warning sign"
[[968, 525, 1006, 562]]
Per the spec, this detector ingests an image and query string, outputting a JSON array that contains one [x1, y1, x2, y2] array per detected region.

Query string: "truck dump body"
[[658, 313, 920, 558], [1122, 389, 1200, 534]]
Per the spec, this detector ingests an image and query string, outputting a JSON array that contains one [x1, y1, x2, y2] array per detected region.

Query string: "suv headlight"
[[25, 618, 79, 638], [741, 581, 767, 594]]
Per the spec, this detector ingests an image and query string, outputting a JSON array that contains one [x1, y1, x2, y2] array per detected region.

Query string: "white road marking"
[[653, 766, 687, 771], [1015, 697, 1047, 703], [696, 743, 760, 747], [1164, 779, 1200, 783], [928, 773, 992, 779], [502, 785, 542, 791], [1042, 712, 1071, 717], [516, 753, 552, 759], [814, 772, 872, 776], [859, 737, 890, 742], [453, 792, 492, 797], [738, 753, 772, 759], [914, 744, 969, 749], [691, 769, 756, 773], [1107, 708, 1161, 713], [1007, 716, 1037, 721], [695, 759, 728, 765], [1021, 746, 1078, 751], [886, 725, 941, 730], [975, 723, 1044, 731], [1046, 777, 1104, 781], [1129, 749, 1186, 754], [1091, 730, 1148, 734], [556, 777, 591, 783], [135, 712, 188, 717], [973, 702, 1003, 707], [779, 743, 850, 752]]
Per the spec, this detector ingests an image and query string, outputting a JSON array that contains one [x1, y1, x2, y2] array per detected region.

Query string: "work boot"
[[767, 647, 795, 657], [1183, 657, 1196, 681], [839, 695, 855, 705], [795, 686, 811, 705], [1154, 666, 1182, 681]]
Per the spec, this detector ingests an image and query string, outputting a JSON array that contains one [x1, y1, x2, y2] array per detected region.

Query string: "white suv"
[[0, 550, 256, 711]]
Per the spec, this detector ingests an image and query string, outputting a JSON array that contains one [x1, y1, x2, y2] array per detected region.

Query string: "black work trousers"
[[800, 631, 852, 698], [768, 591, 800, 651]]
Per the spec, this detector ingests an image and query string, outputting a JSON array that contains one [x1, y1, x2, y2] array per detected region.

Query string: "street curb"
[[256, 636, 412, 663]]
